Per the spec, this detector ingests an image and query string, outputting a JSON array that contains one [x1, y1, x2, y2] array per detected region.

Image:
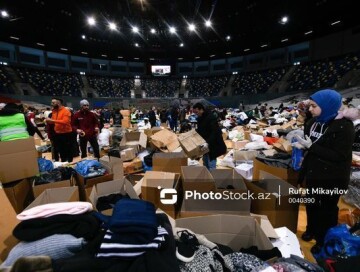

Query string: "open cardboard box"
[[3, 178, 33, 213], [88, 178, 139, 216], [120, 132, 147, 151], [152, 152, 188, 173], [150, 129, 180, 152], [246, 171, 300, 233], [0, 187, 20, 262], [181, 166, 215, 192], [178, 130, 209, 159], [0, 137, 39, 184], [175, 214, 274, 251], [252, 157, 299, 187], [180, 168, 251, 215], [32, 178, 74, 198], [141, 171, 182, 218], [24, 186, 79, 210]]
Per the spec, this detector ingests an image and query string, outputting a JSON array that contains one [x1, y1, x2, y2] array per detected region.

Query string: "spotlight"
[[169, 27, 176, 34], [87, 16, 96, 26], [205, 20, 212, 27], [1, 10, 9, 18], [150, 28, 156, 34], [108, 22, 117, 30], [188, 24, 196, 31], [132, 26, 139, 33]]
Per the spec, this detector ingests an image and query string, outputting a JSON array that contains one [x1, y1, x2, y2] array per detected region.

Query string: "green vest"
[[0, 113, 29, 141]]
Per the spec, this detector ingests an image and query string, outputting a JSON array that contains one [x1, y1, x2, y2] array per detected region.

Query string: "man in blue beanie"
[[293, 89, 354, 255]]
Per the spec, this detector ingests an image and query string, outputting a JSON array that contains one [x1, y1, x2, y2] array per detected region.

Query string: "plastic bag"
[[75, 160, 101, 176], [316, 224, 360, 260], [291, 138, 303, 171], [37, 158, 54, 172]]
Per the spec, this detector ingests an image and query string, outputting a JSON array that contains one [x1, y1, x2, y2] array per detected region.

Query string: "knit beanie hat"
[[80, 99, 89, 106], [310, 89, 342, 123]]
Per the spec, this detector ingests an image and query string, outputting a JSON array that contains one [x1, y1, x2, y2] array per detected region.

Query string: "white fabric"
[[17, 202, 93, 220]]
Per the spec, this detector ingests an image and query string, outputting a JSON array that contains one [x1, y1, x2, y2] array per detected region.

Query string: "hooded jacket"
[[196, 109, 226, 160]]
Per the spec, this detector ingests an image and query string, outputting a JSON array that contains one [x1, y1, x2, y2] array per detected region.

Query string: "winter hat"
[[80, 99, 89, 106], [310, 89, 342, 123]]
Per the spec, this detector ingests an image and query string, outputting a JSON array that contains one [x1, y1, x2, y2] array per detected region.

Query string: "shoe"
[[301, 231, 315, 242], [310, 244, 322, 255], [176, 230, 199, 263]]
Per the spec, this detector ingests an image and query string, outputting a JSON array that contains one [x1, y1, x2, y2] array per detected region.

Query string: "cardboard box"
[[233, 140, 250, 150], [234, 150, 258, 161], [123, 158, 143, 175], [0, 137, 39, 184], [178, 130, 209, 159], [120, 147, 137, 161], [75, 161, 114, 201], [180, 169, 251, 215], [252, 158, 299, 187], [273, 138, 292, 153], [141, 171, 182, 218], [121, 119, 131, 128], [181, 166, 215, 192], [0, 188, 19, 262], [120, 110, 130, 116], [175, 214, 274, 251], [89, 178, 139, 215], [3, 179, 33, 213], [120, 132, 147, 151], [99, 156, 124, 181], [246, 171, 300, 232], [152, 152, 188, 173], [32, 178, 73, 198], [25, 187, 79, 210], [144, 127, 163, 139], [150, 129, 180, 152]]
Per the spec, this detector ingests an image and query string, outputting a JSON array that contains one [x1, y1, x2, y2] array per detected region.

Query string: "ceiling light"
[[179, 43, 184, 47], [118, 56, 123, 59], [169, 26, 176, 34], [108, 22, 117, 30], [36, 42, 45, 46], [101, 54, 107, 57], [225, 35, 231, 41], [280, 16, 288, 24], [305, 30, 313, 35], [87, 16, 96, 26], [149, 58, 155, 60], [10, 36, 19, 40], [244, 48, 250, 52], [60, 48, 68, 51], [331, 20, 341, 26], [281, 38, 288, 42], [226, 52, 231, 55], [195, 56, 200, 59], [81, 51, 88, 55], [260, 44, 268, 48], [132, 26, 139, 33], [188, 24, 196, 31], [205, 20, 212, 27], [1, 10, 9, 18], [150, 28, 156, 34], [210, 55, 215, 57], [134, 57, 139, 60], [81, 34, 86, 39], [178, 58, 183, 60], [135, 43, 139, 47]]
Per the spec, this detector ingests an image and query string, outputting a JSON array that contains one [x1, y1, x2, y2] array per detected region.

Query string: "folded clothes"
[[17, 202, 93, 221]]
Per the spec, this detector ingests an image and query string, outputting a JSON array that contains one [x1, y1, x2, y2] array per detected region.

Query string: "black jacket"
[[196, 110, 226, 160], [299, 117, 354, 190]]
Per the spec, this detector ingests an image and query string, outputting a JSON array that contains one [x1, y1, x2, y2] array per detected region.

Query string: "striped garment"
[[96, 226, 168, 258]]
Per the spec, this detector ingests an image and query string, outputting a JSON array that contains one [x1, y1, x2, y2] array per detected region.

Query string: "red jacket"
[[72, 110, 99, 138]]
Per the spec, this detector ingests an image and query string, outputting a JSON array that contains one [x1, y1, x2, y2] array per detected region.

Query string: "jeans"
[[203, 153, 216, 170]]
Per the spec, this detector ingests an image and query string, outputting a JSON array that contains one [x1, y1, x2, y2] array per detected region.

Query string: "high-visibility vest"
[[0, 113, 29, 141]]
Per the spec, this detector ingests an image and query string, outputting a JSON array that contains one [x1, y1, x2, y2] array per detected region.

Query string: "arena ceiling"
[[0, 0, 358, 62]]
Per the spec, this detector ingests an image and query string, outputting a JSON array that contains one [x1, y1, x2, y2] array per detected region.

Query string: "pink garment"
[[17, 202, 93, 221]]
